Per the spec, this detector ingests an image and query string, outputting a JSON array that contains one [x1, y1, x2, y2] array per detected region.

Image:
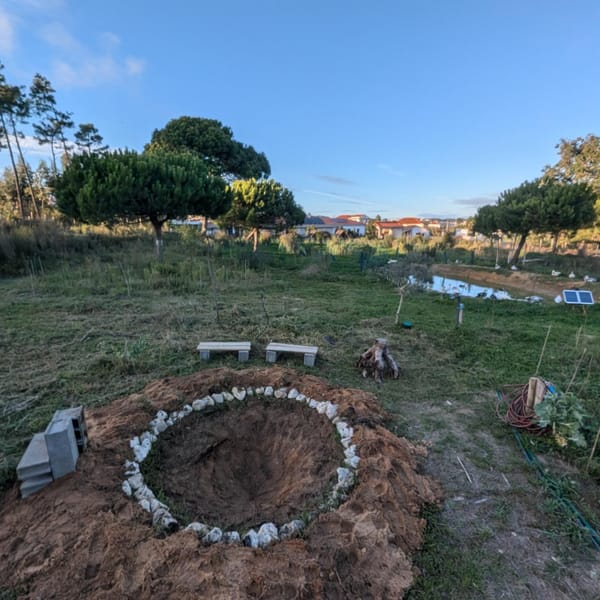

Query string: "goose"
[[583, 275, 597, 283], [551, 270, 561, 277], [510, 265, 518, 271], [568, 271, 576, 279]]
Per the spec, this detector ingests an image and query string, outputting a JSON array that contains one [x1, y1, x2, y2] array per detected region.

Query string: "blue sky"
[[1, 0, 599, 219]]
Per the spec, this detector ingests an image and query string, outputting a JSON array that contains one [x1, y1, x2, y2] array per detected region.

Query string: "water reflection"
[[408, 275, 540, 302]]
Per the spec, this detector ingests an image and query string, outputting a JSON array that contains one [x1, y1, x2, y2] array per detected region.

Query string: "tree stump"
[[357, 338, 400, 382]]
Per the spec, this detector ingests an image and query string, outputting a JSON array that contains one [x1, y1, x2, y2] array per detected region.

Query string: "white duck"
[[551, 270, 561, 277]]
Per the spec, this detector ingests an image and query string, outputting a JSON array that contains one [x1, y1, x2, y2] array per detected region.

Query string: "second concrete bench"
[[265, 342, 319, 367], [197, 341, 251, 362]]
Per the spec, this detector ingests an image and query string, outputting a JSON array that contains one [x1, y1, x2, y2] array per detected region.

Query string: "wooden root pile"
[[357, 338, 400, 382]]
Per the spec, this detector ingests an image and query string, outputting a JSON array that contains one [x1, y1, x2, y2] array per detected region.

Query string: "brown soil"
[[431, 263, 576, 300], [0, 367, 442, 600], [150, 398, 343, 529]]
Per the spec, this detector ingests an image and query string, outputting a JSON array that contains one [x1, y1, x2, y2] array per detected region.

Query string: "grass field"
[[1, 227, 599, 598]]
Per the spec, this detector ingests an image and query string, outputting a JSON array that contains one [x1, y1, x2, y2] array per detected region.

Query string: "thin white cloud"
[[33, 20, 146, 88], [39, 21, 81, 52], [4, 134, 54, 158], [314, 174, 357, 186], [19, 0, 67, 10], [125, 57, 145, 76], [303, 189, 377, 206], [0, 7, 15, 54], [377, 163, 405, 177], [453, 195, 497, 208]]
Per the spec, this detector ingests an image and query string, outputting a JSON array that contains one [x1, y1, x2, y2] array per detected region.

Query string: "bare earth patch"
[[0, 367, 441, 599]]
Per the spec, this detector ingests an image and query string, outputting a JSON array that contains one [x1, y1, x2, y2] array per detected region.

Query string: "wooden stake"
[[586, 425, 600, 474], [535, 325, 552, 376]]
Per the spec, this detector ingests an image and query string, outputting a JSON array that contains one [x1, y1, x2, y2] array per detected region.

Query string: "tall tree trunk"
[[551, 232, 560, 253], [202, 215, 208, 235], [152, 219, 164, 262], [253, 228, 259, 252], [510, 234, 528, 265], [10, 115, 41, 218], [0, 112, 25, 218]]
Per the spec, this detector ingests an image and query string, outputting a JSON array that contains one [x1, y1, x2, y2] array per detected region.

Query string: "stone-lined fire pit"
[[0, 367, 442, 599], [122, 385, 360, 548]]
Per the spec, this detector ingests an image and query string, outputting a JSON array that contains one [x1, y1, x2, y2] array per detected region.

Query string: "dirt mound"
[[0, 367, 442, 599]]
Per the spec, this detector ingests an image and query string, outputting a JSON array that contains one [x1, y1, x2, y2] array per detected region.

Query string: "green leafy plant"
[[535, 390, 588, 448]]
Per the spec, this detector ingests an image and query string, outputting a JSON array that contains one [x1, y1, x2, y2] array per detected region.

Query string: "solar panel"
[[562, 290, 595, 305]]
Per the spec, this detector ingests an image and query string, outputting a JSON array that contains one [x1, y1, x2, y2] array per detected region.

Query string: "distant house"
[[170, 216, 221, 236], [295, 215, 366, 237], [336, 214, 370, 225], [373, 217, 430, 240]]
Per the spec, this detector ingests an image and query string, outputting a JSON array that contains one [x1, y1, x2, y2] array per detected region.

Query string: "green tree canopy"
[[543, 134, 600, 246], [146, 116, 270, 181], [221, 178, 305, 251], [473, 179, 597, 261], [473, 180, 544, 264], [538, 181, 596, 251], [54, 149, 230, 260], [74, 123, 108, 155]]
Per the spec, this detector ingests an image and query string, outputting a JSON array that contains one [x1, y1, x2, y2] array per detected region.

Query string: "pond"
[[408, 275, 543, 302]]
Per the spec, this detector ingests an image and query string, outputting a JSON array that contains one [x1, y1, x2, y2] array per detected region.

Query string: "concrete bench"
[[265, 343, 319, 367], [197, 341, 251, 362]]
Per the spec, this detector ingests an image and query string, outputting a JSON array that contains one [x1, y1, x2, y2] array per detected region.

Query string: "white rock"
[[345, 455, 360, 469], [279, 519, 304, 540], [336, 421, 353, 440], [156, 410, 168, 420], [223, 391, 234, 402], [211, 393, 224, 404], [138, 498, 151, 512], [185, 522, 210, 536], [161, 515, 178, 532], [182, 404, 193, 414], [274, 388, 287, 399], [337, 467, 354, 487], [264, 386, 274, 397], [325, 402, 338, 420], [134, 485, 155, 502], [243, 529, 259, 548], [122, 480, 132, 496], [140, 431, 156, 445], [223, 531, 241, 544], [308, 399, 318, 409], [204, 395, 215, 407], [129, 436, 141, 449], [170, 411, 179, 422], [177, 410, 187, 420], [149, 498, 169, 514], [192, 398, 208, 411], [203, 527, 223, 544], [255, 386, 265, 395], [166, 418, 174, 427], [232, 387, 246, 401], [152, 508, 169, 526], [287, 388, 299, 399], [134, 438, 152, 462], [344, 445, 357, 460], [246, 387, 254, 397], [257, 522, 279, 547], [316, 402, 328, 414], [296, 393, 306, 402], [127, 473, 144, 491], [124, 460, 140, 476]]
